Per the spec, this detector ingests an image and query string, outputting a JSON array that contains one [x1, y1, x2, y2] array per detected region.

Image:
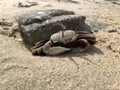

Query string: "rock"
[[18, 1, 38, 8], [16, 39, 22, 42], [107, 42, 120, 53], [8, 24, 19, 37], [108, 29, 118, 33], [18, 9, 92, 48], [112, 1, 120, 5], [105, 0, 118, 1], [18, 9, 74, 25], [42, 4, 53, 8], [57, 0, 79, 4], [93, 29, 99, 32], [0, 20, 13, 27]]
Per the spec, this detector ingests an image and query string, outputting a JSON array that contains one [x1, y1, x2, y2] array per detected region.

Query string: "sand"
[[0, 0, 120, 90]]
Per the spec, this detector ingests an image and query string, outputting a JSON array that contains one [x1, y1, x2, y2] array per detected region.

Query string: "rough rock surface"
[[18, 9, 92, 47], [18, 9, 74, 25]]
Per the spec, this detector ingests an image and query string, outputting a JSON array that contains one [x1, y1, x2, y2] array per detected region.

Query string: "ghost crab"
[[31, 22, 96, 55]]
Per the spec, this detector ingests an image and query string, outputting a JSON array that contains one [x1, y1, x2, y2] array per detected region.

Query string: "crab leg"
[[75, 23, 80, 34], [71, 23, 80, 41], [76, 39, 90, 52], [59, 24, 67, 44]]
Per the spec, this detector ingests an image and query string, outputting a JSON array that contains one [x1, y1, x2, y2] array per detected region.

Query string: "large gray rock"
[[18, 9, 74, 25], [18, 9, 92, 47]]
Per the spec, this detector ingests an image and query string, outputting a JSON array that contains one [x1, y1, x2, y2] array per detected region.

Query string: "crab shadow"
[[54, 46, 103, 70]]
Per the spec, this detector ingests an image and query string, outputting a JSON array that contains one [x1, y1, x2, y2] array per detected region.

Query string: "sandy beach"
[[0, 0, 120, 90]]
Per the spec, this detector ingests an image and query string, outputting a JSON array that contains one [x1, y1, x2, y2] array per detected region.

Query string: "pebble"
[[108, 29, 118, 33], [0, 20, 13, 27], [18, 1, 38, 8]]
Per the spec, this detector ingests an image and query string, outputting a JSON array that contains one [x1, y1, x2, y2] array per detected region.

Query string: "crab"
[[31, 23, 96, 55]]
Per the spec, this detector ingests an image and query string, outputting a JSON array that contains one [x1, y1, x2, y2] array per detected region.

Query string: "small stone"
[[8, 24, 18, 37], [18, 1, 38, 8], [42, 4, 53, 7], [0, 20, 13, 27], [108, 29, 117, 33], [112, 1, 120, 5], [93, 29, 98, 32], [16, 39, 22, 42], [3, 27, 10, 30]]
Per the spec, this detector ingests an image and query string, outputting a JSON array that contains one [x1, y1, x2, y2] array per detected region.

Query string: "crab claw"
[[76, 39, 90, 52], [31, 47, 43, 55], [43, 40, 70, 55]]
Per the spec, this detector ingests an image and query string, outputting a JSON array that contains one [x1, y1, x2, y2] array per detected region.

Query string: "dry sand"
[[0, 0, 120, 90]]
